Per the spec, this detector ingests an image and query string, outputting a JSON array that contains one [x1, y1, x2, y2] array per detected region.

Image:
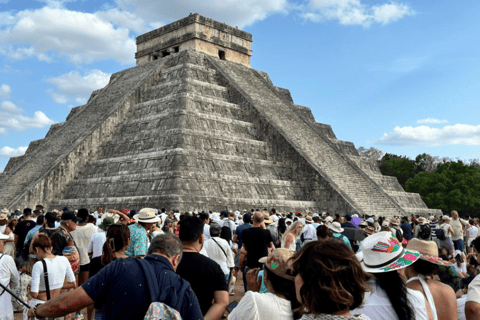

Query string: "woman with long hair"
[[405, 239, 458, 320], [352, 232, 431, 320], [282, 221, 303, 252], [229, 248, 300, 320], [88, 222, 131, 320], [27, 233, 76, 319], [277, 218, 287, 246], [291, 241, 371, 320], [3, 219, 16, 257]]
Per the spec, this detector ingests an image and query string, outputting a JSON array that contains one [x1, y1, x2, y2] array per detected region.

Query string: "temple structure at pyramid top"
[[0, 14, 442, 217], [135, 14, 253, 67]]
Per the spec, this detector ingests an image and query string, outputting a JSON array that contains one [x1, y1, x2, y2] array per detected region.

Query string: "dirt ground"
[[14, 270, 246, 320]]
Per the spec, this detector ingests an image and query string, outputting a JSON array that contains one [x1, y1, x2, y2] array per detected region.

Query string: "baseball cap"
[[258, 248, 296, 281], [61, 211, 81, 222]]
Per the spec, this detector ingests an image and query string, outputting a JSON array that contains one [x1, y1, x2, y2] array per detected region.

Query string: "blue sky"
[[1, 0, 479, 171]]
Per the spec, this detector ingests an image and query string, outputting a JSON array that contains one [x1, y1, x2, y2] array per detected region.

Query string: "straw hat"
[[0, 208, 8, 220], [258, 248, 296, 280], [390, 218, 401, 226], [305, 216, 313, 224], [359, 231, 420, 273], [406, 238, 452, 266], [364, 226, 376, 235], [134, 208, 160, 223], [263, 213, 273, 224], [328, 221, 344, 233]]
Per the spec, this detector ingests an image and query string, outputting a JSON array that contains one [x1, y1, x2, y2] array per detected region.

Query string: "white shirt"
[[352, 279, 428, 320], [87, 231, 106, 259], [71, 224, 98, 265], [454, 262, 467, 275], [301, 224, 317, 241], [203, 224, 211, 240], [31, 256, 75, 292], [0, 253, 18, 320], [457, 296, 467, 320], [203, 237, 234, 274], [467, 274, 480, 305], [228, 291, 293, 320], [0, 225, 6, 234], [467, 226, 478, 244]]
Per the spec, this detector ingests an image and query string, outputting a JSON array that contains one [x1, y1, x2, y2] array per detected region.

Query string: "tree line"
[[358, 147, 480, 215]]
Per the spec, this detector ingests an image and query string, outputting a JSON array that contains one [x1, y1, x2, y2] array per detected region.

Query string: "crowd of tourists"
[[1, 205, 480, 320]]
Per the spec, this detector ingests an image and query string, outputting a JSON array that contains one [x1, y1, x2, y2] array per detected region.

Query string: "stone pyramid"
[[0, 14, 442, 217]]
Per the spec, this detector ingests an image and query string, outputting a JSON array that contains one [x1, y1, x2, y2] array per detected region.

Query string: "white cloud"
[[0, 84, 11, 96], [301, 0, 414, 27], [115, 0, 289, 28], [0, 6, 136, 64], [0, 146, 27, 157], [46, 69, 111, 104], [417, 118, 448, 124], [0, 100, 55, 133], [377, 124, 480, 146], [95, 8, 149, 34]]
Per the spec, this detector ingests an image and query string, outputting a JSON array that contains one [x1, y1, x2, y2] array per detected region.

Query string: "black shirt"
[[241, 227, 273, 268], [176, 252, 227, 315], [51, 230, 68, 256], [13, 220, 36, 251]]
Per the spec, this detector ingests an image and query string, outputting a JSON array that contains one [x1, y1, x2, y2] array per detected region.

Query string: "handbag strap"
[[211, 238, 228, 260], [41, 260, 51, 300], [0, 255, 5, 297]]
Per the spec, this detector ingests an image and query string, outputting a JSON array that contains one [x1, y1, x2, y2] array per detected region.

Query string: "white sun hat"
[[134, 208, 161, 223], [328, 221, 344, 233]]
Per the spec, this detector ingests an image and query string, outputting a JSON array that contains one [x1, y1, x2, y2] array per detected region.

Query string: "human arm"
[[232, 234, 238, 243], [108, 209, 130, 224], [466, 302, 480, 320], [246, 268, 262, 292], [283, 232, 294, 249], [204, 290, 229, 320], [27, 286, 94, 319], [239, 246, 247, 269]]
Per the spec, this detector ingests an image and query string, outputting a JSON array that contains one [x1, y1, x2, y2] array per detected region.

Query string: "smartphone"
[[226, 301, 238, 313]]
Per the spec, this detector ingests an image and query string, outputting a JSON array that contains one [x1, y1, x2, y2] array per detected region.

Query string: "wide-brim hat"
[[364, 226, 376, 235], [134, 208, 160, 223], [407, 238, 452, 266], [324, 216, 333, 223], [0, 213, 7, 220], [417, 217, 428, 225], [263, 213, 273, 224], [359, 231, 420, 273], [258, 248, 296, 281], [390, 218, 401, 226], [305, 216, 313, 224], [442, 215, 450, 221], [328, 221, 344, 233]]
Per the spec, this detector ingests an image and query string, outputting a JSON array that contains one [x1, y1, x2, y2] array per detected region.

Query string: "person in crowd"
[[301, 216, 317, 246], [450, 211, 469, 252], [352, 231, 431, 320], [88, 217, 113, 261], [401, 216, 413, 245], [27, 233, 76, 319], [39, 212, 60, 238], [282, 221, 303, 251], [341, 214, 356, 229], [14, 208, 36, 258], [50, 211, 81, 273], [316, 225, 333, 241], [0, 209, 8, 234], [466, 219, 478, 254], [2, 216, 16, 258], [380, 221, 391, 232], [264, 213, 278, 245], [404, 238, 458, 320], [88, 222, 130, 320], [241, 211, 275, 273], [291, 240, 371, 320], [276, 218, 287, 247], [328, 222, 351, 249], [451, 250, 468, 279], [221, 225, 237, 254], [12, 257, 31, 313], [464, 237, 480, 319], [413, 217, 432, 240], [0, 232, 19, 320], [438, 216, 455, 258], [233, 213, 252, 292], [176, 215, 229, 319], [199, 212, 211, 240], [27, 233, 203, 320], [204, 223, 235, 287], [126, 208, 160, 257], [229, 248, 300, 320]]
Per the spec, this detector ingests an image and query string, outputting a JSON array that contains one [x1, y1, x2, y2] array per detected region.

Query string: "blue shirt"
[[332, 233, 352, 248], [401, 222, 413, 240], [24, 225, 42, 244], [82, 254, 203, 320], [234, 224, 252, 249]]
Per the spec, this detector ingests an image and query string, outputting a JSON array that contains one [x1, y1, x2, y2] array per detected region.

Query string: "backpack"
[[435, 227, 446, 241], [394, 228, 403, 243], [418, 224, 431, 240], [136, 258, 188, 320]]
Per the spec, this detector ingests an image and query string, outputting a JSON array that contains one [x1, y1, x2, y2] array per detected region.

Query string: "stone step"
[[348, 155, 382, 174], [159, 63, 221, 85], [385, 191, 428, 209], [142, 78, 229, 102], [403, 207, 443, 217]]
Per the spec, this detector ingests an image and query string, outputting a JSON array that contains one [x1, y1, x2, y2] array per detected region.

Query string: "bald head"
[[253, 211, 264, 224]]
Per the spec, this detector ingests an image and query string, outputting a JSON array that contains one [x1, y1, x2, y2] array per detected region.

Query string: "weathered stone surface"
[[0, 16, 442, 217]]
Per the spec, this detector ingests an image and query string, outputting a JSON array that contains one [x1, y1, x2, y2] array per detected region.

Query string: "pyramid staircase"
[[0, 50, 441, 216]]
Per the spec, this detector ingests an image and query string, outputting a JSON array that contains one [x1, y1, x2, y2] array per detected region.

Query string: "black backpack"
[[394, 228, 403, 243], [436, 227, 446, 241], [418, 224, 431, 240]]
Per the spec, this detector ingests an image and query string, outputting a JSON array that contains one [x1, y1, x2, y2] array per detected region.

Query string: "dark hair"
[[220, 226, 232, 243], [210, 223, 221, 237], [290, 241, 369, 315], [148, 233, 183, 260], [473, 237, 480, 253], [36, 215, 45, 226], [32, 233, 52, 252], [375, 272, 415, 320], [199, 212, 209, 222], [264, 267, 302, 319], [412, 259, 439, 276], [23, 208, 32, 216], [278, 218, 287, 235], [101, 224, 131, 266], [179, 216, 204, 243], [7, 220, 15, 230], [316, 225, 333, 240], [162, 225, 171, 233]]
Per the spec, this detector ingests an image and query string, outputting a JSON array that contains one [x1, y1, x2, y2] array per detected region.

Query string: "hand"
[[246, 268, 262, 292], [27, 308, 35, 319]]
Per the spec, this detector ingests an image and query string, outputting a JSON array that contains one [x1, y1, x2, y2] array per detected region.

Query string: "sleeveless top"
[[281, 233, 297, 252], [406, 275, 438, 320]]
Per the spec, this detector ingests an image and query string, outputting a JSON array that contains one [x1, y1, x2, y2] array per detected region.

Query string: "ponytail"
[[101, 224, 130, 267]]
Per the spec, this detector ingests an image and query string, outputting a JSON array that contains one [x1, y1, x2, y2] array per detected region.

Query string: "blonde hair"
[[283, 221, 304, 242]]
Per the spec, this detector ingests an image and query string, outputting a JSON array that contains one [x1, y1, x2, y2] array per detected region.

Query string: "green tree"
[[406, 161, 480, 212], [379, 153, 418, 188]]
